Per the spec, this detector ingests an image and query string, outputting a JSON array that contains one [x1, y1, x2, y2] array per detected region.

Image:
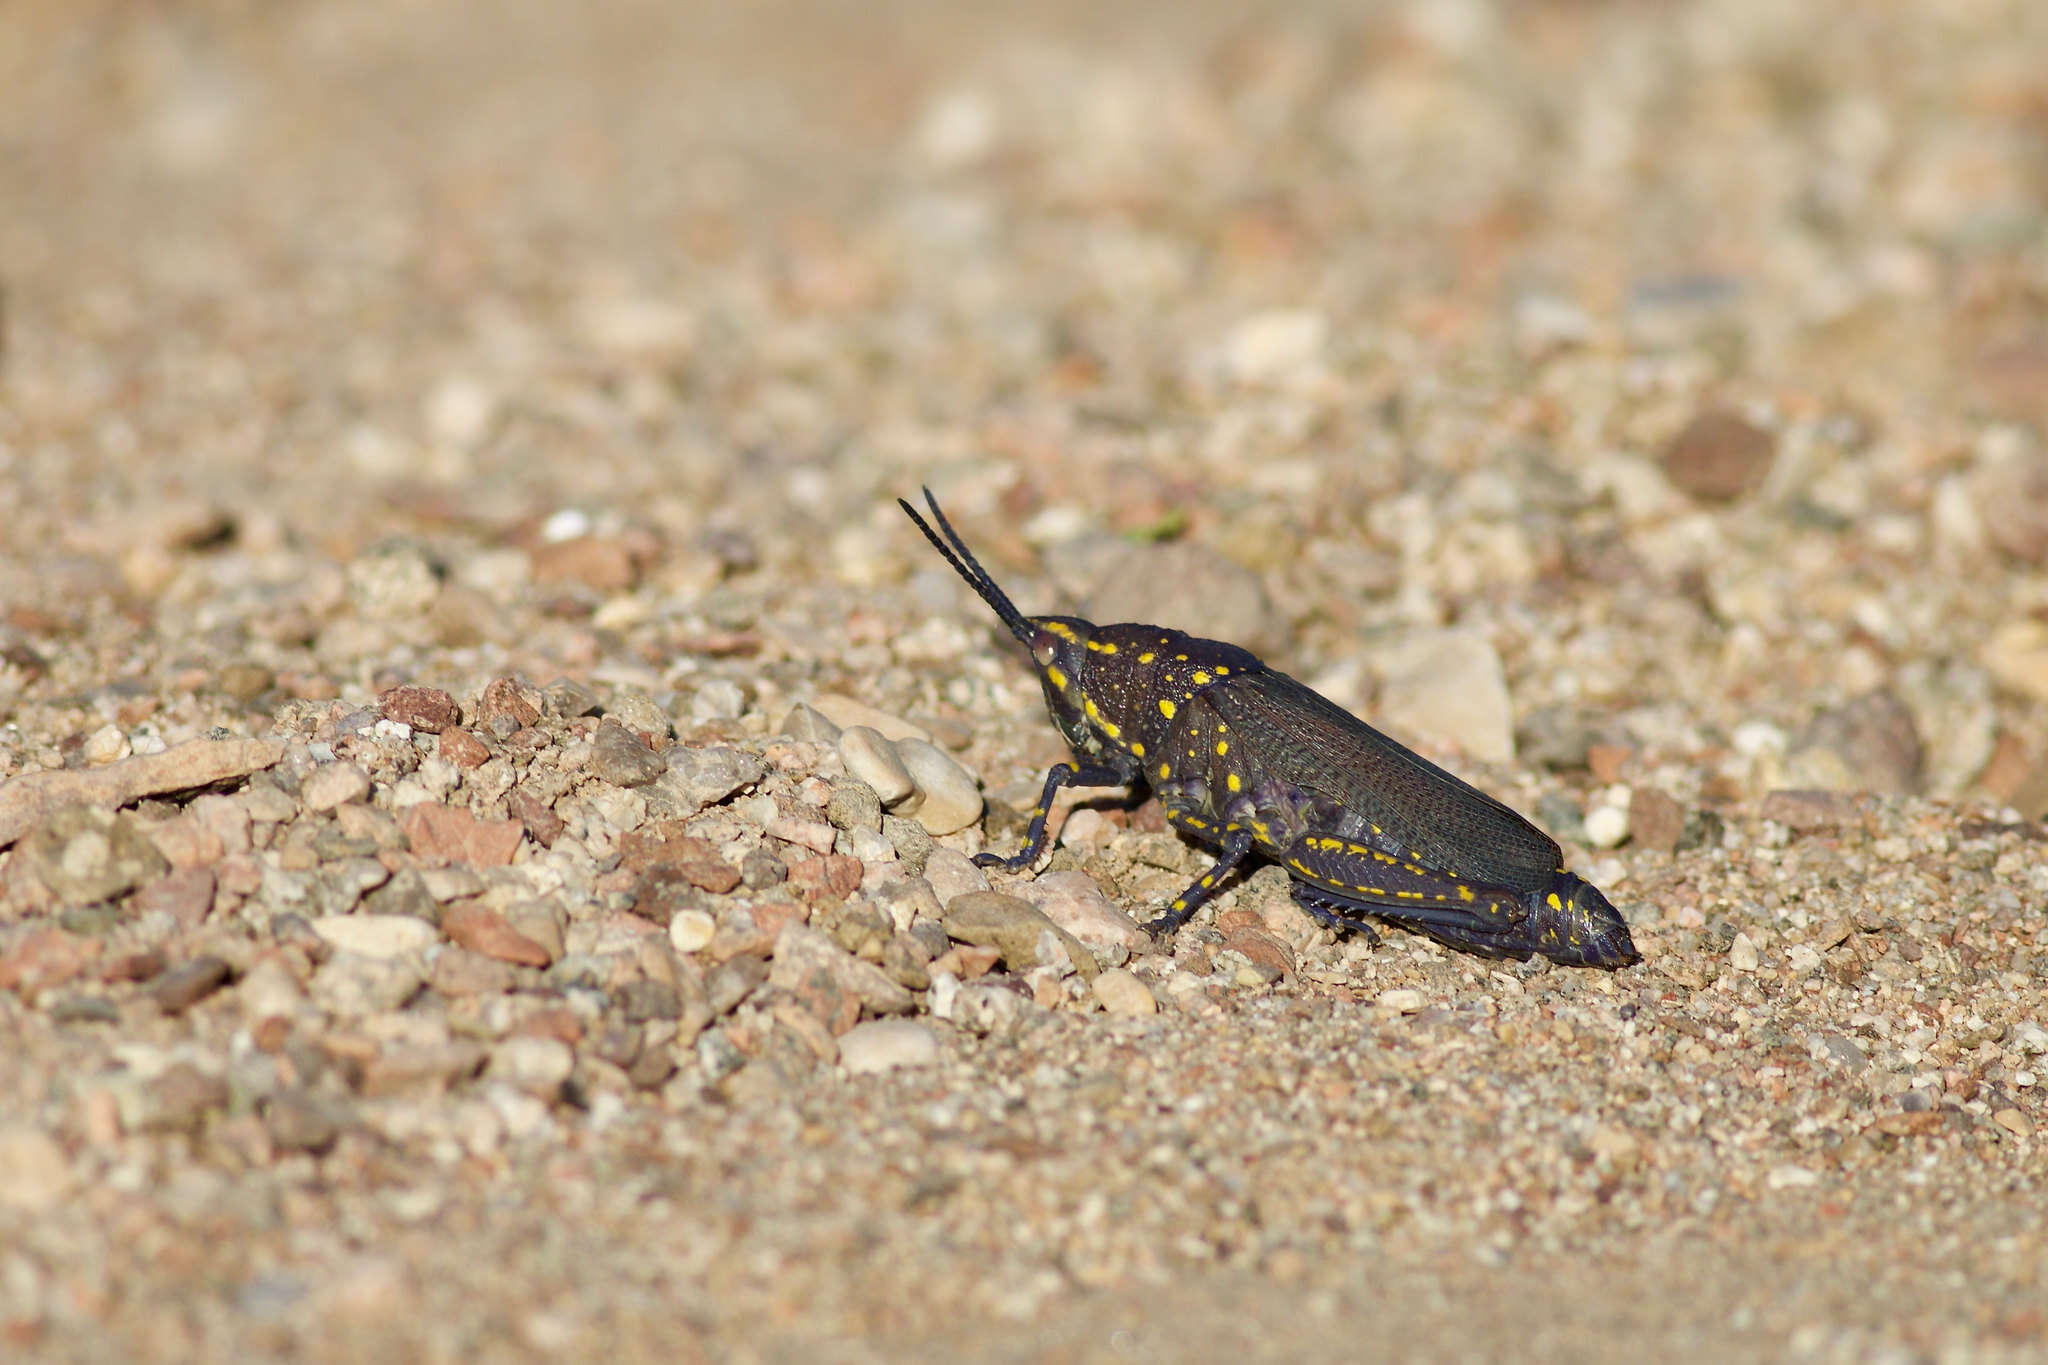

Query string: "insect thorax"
[[1034, 619, 1265, 768]]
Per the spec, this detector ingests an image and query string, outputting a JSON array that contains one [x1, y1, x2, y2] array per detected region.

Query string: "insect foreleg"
[[976, 760, 1134, 872]]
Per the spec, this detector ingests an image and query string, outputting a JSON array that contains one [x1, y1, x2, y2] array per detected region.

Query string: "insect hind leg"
[[1288, 882, 1381, 947]]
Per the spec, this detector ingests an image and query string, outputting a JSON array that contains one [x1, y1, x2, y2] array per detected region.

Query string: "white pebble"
[[895, 738, 982, 836], [839, 726, 918, 808], [310, 914, 437, 959], [1091, 967, 1156, 1017], [1584, 804, 1631, 849], [1376, 988, 1424, 1013], [82, 724, 130, 767], [668, 909, 716, 954], [838, 1019, 941, 1075], [1729, 932, 1760, 972], [489, 1037, 574, 1096], [302, 762, 372, 812]]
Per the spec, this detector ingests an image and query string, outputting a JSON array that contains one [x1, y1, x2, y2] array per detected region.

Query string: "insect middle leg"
[[975, 761, 1134, 872], [1143, 822, 1257, 936]]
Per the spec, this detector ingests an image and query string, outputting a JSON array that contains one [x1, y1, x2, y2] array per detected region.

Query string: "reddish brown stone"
[[442, 900, 552, 967], [514, 1006, 584, 1045], [532, 535, 638, 591], [380, 684, 462, 733], [148, 955, 231, 1012], [477, 677, 543, 730], [400, 804, 524, 866], [785, 854, 863, 899], [506, 788, 565, 846], [929, 944, 1001, 979], [1761, 789, 1866, 832], [682, 856, 742, 894], [1661, 408, 1777, 502], [103, 948, 168, 983], [1586, 743, 1633, 785], [1222, 927, 1295, 977], [0, 929, 100, 1000], [429, 945, 518, 997], [1630, 787, 1686, 855], [146, 812, 225, 869], [437, 728, 491, 769], [129, 867, 217, 927]]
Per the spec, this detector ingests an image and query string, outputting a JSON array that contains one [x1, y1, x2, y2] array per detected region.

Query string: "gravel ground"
[[4, 1, 2047, 1360]]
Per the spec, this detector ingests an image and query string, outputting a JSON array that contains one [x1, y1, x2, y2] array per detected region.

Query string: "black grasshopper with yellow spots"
[[899, 489, 1641, 969]]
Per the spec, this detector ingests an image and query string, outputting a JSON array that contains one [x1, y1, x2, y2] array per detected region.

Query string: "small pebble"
[[668, 909, 716, 954], [1729, 932, 1760, 972], [1583, 804, 1630, 849], [838, 1019, 941, 1075], [310, 914, 439, 960], [490, 1037, 575, 1097], [301, 762, 372, 812], [1091, 967, 1156, 1017], [838, 727, 917, 809], [1377, 989, 1424, 1013], [895, 738, 982, 835], [147, 956, 231, 1013], [588, 720, 666, 787]]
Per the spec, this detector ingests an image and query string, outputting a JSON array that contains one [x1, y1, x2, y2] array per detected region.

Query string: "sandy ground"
[[3, 1, 2047, 1361]]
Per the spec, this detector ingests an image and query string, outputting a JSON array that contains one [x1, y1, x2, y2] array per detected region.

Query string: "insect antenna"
[[898, 487, 1037, 648]]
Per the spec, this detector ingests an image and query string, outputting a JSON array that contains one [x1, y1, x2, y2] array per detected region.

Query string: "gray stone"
[[824, 779, 884, 833], [589, 720, 666, 787], [943, 891, 1098, 979], [310, 953, 424, 1016], [301, 762, 371, 812], [16, 806, 170, 907], [1010, 868, 1146, 952], [838, 1019, 941, 1075]]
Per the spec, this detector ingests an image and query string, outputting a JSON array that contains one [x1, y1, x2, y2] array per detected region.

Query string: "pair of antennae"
[[897, 487, 1036, 648]]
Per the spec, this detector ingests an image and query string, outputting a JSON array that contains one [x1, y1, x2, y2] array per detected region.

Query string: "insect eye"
[[1033, 641, 1058, 668]]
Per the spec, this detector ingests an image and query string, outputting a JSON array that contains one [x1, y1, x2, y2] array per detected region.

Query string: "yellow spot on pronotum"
[[1130, 741, 1145, 758], [1192, 671, 1211, 686], [1226, 773, 1241, 793], [1214, 665, 1230, 676], [1043, 621, 1077, 641], [1158, 699, 1176, 720], [1175, 653, 1188, 661], [1102, 721, 1121, 739], [1046, 666, 1066, 690], [1138, 652, 1155, 664], [1158, 763, 1171, 780], [1085, 639, 1118, 654], [1214, 740, 1228, 757]]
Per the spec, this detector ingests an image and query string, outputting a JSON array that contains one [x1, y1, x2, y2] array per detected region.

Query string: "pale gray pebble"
[[838, 1019, 942, 1075], [895, 738, 982, 835], [489, 1036, 575, 1097], [838, 726, 917, 808], [689, 678, 747, 722], [825, 778, 884, 833], [589, 720, 666, 787], [1010, 868, 1147, 952], [309, 913, 436, 959], [768, 922, 915, 1017], [239, 784, 298, 824], [310, 953, 424, 1016], [881, 815, 934, 875], [603, 687, 671, 737], [950, 980, 1036, 1040], [1090, 967, 1157, 1017], [846, 826, 894, 864], [921, 846, 989, 905], [706, 954, 769, 1017], [869, 876, 944, 934], [310, 857, 393, 917], [14, 806, 169, 908], [779, 702, 842, 744], [544, 677, 602, 719], [661, 746, 766, 808], [300, 762, 371, 812]]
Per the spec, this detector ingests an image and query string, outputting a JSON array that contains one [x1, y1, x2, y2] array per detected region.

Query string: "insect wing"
[[1209, 668, 1562, 891]]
